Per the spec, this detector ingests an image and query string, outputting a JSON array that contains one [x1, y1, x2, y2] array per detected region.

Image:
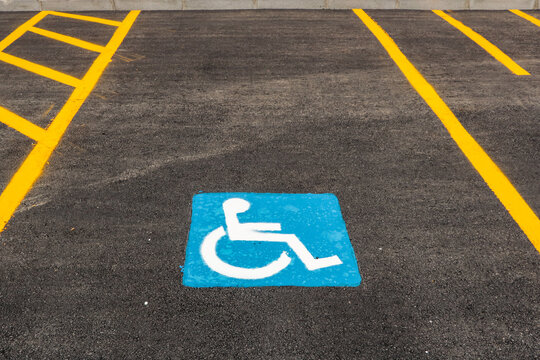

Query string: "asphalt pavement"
[[0, 10, 539, 359]]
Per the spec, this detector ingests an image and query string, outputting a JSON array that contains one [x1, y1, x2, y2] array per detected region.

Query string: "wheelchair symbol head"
[[222, 198, 251, 214]]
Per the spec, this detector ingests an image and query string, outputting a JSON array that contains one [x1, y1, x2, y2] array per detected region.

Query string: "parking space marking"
[[47, 11, 123, 27], [0, 10, 140, 233], [432, 10, 530, 76], [353, 9, 540, 252], [510, 9, 540, 27], [28, 26, 107, 53]]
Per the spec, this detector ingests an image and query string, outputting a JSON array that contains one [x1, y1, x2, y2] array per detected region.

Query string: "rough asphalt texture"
[[0, 10, 539, 359]]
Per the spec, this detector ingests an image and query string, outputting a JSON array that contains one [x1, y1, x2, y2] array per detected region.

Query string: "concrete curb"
[[0, 0, 539, 11]]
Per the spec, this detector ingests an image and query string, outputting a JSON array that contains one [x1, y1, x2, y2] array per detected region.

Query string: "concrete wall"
[[0, 0, 539, 11]]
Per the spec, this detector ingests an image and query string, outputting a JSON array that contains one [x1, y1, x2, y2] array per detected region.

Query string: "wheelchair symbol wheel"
[[200, 226, 292, 280]]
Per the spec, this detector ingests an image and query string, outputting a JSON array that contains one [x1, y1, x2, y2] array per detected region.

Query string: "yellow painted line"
[[29, 26, 106, 53], [0, 11, 140, 233], [0, 106, 48, 143], [0, 12, 48, 52], [510, 9, 540, 27], [0, 52, 82, 87], [47, 11, 122, 27], [432, 10, 529, 76], [47, 11, 140, 139], [353, 9, 540, 252]]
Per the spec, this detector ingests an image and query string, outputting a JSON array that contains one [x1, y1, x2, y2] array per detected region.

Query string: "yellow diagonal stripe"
[[433, 10, 529, 76], [0, 52, 82, 87], [353, 9, 540, 252], [29, 26, 106, 53], [0, 106, 48, 143], [47, 11, 141, 140], [0, 12, 48, 52], [510, 9, 540, 27], [47, 11, 122, 27], [0, 11, 141, 233]]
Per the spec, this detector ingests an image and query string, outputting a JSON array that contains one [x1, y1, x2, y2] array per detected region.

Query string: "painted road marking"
[[432, 10, 530, 76], [0, 52, 82, 87], [28, 26, 107, 53], [0, 10, 140, 233], [0, 106, 49, 143], [353, 9, 540, 252], [183, 193, 361, 287], [0, 12, 48, 52], [47, 11, 123, 27], [510, 9, 540, 27]]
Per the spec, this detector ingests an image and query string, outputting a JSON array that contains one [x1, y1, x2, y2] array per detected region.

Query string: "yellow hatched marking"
[[29, 26, 106, 53], [0, 106, 48, 143], [47, 11, 140, 139], [510, 9, 540, 27], [0, 12, 48, 52], [47, 11, 122, 27], [432, 10, 529, 76], [353, 9, 540, 252], [0, 11, 141, 233], [0, 52, 82, 87]]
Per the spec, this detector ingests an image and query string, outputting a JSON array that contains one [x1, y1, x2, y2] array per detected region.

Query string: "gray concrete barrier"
[[0, 0, 539, 11]]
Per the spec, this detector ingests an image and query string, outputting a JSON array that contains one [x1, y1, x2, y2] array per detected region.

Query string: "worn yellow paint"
[[0, 106, 48, 143], [0, 11, 140, 233], [47, 11, 123, 27], [41, 103, 55, 119], [353, 9, 540, 252], [0, 51, 82, 87], [432, 10, 529, 75], [510, 9, 540, 27], [29, 26, 106, 53]]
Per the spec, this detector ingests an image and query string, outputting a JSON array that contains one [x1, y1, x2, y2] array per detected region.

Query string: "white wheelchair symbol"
[[200, 198, 343, 280]]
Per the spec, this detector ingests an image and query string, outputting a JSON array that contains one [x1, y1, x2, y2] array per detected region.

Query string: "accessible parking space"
[[0, 10, 539, 358]]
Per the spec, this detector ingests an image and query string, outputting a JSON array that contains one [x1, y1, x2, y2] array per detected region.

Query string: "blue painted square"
[[182, 193, 361, 287]]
